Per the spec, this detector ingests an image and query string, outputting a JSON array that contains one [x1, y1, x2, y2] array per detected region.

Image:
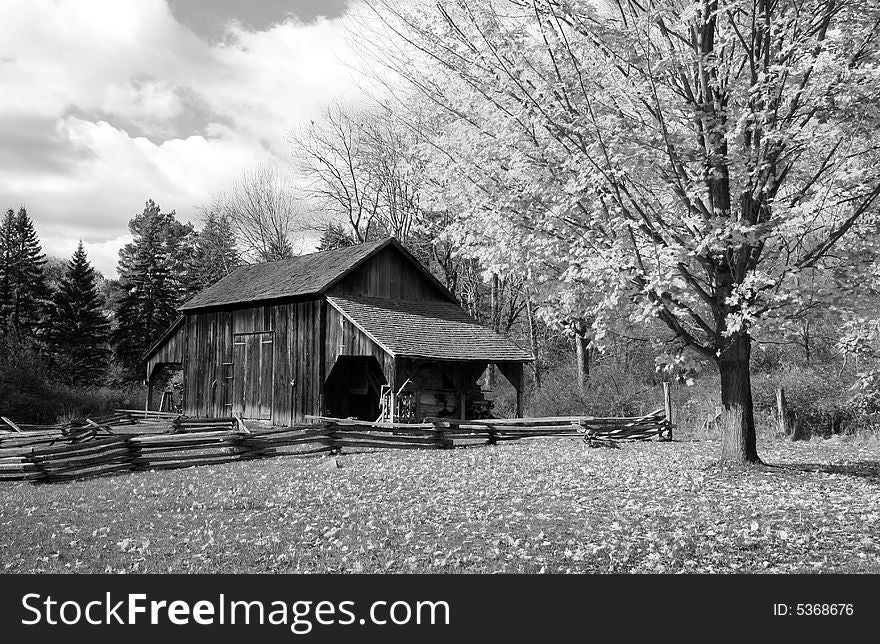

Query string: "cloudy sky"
[[0, 0, 366, 277]]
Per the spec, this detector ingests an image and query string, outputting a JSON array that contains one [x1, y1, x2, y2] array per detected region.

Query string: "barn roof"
[[180, 237, 453, 311], [327, 295, 533, 362]]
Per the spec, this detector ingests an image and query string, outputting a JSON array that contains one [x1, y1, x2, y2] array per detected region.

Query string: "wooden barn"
[[143, 238, 532, 425]]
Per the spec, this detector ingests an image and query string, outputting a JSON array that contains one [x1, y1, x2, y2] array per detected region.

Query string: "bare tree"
[[217, 162, 305, 263], [289, 101, 422, 243]]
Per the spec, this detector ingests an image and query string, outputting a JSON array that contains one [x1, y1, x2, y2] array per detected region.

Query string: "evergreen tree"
[[44, 242, 111, 385], [0, 210, 14, 332], [113, 200, 195, 380], [317, 221, 356, 251], [0, 207, 47, 337], [187, 211, 240, 294]]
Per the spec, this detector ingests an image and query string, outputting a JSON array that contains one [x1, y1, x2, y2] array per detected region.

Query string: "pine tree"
[[45, 242, 111, 385], [317, 221, 356, 251], [0, 207, 47, 337], [113, 200, 195, 380], [187, 211, 240, 294], [0, 210, 14, 332]]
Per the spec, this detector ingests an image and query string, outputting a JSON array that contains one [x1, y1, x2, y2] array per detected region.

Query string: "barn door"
[[232, 332, 274, 421]]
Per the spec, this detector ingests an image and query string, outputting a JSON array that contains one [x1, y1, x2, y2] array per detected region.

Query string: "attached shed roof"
[[327, 295, 533, 362]]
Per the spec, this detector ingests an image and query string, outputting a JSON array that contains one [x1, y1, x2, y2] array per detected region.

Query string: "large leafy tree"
[[362, 0, 880, 464], [44, 242, 111, 385], [114, 200, 195, 380], [0, 207, 47, 337]]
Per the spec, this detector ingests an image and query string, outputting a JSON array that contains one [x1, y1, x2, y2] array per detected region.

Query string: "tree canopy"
[[113, 200, 195, 380], [187, 209, 241, 294], [358, 0, 880, 463]]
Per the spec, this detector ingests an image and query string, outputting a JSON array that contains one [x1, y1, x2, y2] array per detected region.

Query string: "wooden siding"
[[325, 304, 394, 385], [146, 326, 185, 380], [326, 246, 452, 302], [180, 299, 324, 424]]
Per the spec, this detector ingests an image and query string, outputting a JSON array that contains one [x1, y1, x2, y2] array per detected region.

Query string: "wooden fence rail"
[[0, 407, 672, 483]]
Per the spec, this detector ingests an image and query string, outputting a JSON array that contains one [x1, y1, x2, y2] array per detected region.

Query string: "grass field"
[[1, 434, 878, 574]]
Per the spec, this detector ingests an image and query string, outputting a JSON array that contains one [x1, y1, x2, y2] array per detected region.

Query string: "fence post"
[[326, 421, 341, 455], [431, 421, 453, 449], [663, 382, 673, 441], [775, 387, 785, 436]]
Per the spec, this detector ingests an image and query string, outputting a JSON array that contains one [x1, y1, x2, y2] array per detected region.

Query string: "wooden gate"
[[232, 332, 274, 420]]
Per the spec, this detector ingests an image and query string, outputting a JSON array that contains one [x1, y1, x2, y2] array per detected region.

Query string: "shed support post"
[[459, 369, 467, 421], [145, 378, 153, 413], [496, 362, 525, 418], [389, 357, 398, 423], [515, 364, 524, 418], [389, 390, 396, 424]]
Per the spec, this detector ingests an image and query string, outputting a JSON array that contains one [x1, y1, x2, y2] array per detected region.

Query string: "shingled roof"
[[327, 295, 533, 362], [180, 238, 422, 311]]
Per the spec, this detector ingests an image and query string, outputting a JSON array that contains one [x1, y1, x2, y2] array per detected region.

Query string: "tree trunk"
[[717, 333, 761, 464], [488, 273, 499, 389], [526, 294, 541, 390], [573, 318, 589, 393], [802, 318, 811, 365]]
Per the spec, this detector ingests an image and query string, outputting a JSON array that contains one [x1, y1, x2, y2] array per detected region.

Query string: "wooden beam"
[[515, 364, 524, 418], [145, 379, 153, 412], [459, 372, 467, 421], [1, 417, 22, 432], [389, 357, 399, 423]]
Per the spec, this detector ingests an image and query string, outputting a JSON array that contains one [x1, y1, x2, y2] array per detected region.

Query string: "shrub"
[[0, 334, 59, 423], [752, 366, 857, 438], [484, 358, 665, 419], [665, 375, 724, 440], [53, 384, 146, 424], [482, 351, 715, 439], [841, 371, 880, 435], [0, 334, 144, 424]]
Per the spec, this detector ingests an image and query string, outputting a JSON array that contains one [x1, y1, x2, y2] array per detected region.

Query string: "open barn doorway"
[[324, 356, 387, 421], [146, 363, 183, 413]]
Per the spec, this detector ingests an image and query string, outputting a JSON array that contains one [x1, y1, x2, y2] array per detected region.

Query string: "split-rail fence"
[[0, 407, 672, 483]]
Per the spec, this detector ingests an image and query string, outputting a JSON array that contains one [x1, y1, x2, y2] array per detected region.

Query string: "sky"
[[0, 0, 365, 277]]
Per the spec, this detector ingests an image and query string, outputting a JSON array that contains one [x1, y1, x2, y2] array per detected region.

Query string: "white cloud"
[[203, 17, 366, 156], [0, 0, 367, 277]]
